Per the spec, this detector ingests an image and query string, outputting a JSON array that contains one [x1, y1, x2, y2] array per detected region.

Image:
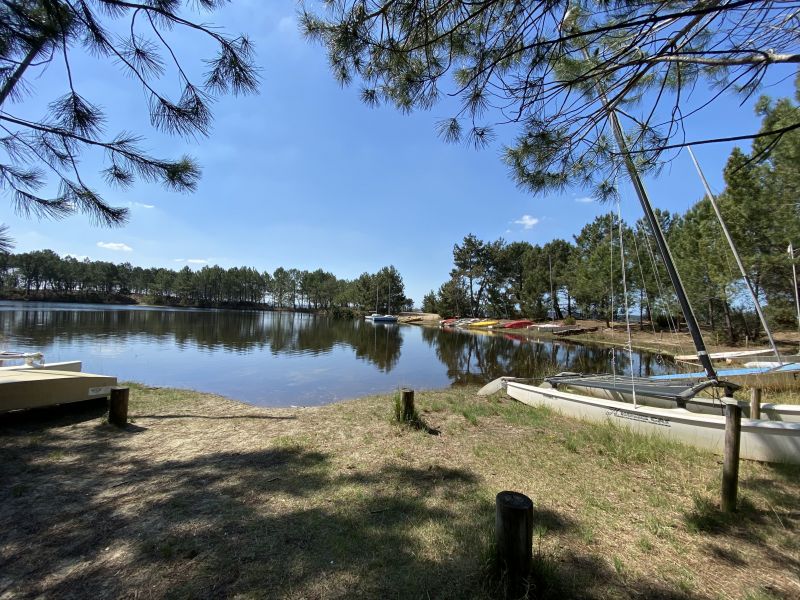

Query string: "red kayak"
[[502, 320, 534, 329]]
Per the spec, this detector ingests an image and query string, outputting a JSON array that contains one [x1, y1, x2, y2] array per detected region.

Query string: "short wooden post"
[[495, 491, 533, 597], [750, 388, 762, 420], [108, 386, 129, 427], [400, 388, 415, 422], [721, 399, 742, 513]]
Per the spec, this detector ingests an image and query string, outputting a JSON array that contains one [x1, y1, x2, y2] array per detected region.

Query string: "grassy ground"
[[1, 384, 798, 599]]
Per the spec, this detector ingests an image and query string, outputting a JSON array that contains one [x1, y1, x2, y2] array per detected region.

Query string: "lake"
[[0, 302, 672, 407]]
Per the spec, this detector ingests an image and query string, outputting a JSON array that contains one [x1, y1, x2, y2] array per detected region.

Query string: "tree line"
[[0, 251, 411, 314], [423, 83, 800, 343]]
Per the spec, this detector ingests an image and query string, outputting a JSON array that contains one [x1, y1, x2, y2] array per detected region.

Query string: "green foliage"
[[304, 1, 797, 201], [0, 249, 410, 312], [424, 79, 800, 339]]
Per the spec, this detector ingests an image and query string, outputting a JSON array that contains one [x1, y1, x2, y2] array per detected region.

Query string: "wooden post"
[[495, 491, 533, 597], [108, 386, 129, 427], [750, 388, 762, 420], [721, 399, 742, 513], [400, 388, 415, 422]]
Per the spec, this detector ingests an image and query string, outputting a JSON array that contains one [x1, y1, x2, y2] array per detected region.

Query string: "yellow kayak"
[[468, 320, 500, 328]]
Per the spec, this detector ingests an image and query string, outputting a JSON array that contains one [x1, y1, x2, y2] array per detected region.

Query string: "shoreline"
[[416, 318, 800, 360], [1, 384, 797, 598]]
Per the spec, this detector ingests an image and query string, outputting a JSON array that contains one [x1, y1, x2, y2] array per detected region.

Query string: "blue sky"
[[2, 1, 796, 306]]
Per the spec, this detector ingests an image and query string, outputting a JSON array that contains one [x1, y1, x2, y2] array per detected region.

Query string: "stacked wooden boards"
[[0, 366, 117, 412]]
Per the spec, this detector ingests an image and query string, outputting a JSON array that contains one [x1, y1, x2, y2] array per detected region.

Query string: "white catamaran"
[[497, 109, 800, 464]]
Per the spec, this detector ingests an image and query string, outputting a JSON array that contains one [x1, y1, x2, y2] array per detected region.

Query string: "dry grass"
[[1, 384, 798, 599]]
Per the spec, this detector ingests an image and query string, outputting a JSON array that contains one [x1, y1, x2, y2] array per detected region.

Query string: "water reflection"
[[0, 302, 670, 406]]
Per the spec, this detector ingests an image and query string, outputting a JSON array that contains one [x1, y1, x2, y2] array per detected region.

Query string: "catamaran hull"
[[651, 363, 800, 391], [506, 381, 800, 464], [553, 382, 800, 423]]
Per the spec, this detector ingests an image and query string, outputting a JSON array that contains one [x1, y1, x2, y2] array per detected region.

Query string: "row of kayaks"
[[440, 318, 534, 330]]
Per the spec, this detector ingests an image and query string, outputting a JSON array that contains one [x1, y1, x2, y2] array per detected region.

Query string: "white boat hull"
[[506, 381, 800, 464], [554, 382, 800, 423], [0, 361, 82, 372]]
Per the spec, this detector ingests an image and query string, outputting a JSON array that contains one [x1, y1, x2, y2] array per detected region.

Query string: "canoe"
[[506, 380, 800, 464], [675, 349, 774, 362], [502, 320, 534, 329]]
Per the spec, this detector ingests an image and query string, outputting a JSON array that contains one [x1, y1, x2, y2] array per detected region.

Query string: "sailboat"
[[502, 107, 800, 464], [365, 281, 398, 323]]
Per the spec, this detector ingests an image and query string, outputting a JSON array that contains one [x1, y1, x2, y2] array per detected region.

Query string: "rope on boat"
[[610, 211, 616, 382]]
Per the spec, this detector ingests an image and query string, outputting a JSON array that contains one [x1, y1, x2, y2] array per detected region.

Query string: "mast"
[[549, 254, 555, 322], [688, 146, 781, 363], [606, 111, 718, 380], [579, 34, 717, 380], [790, 243, 800, 349]]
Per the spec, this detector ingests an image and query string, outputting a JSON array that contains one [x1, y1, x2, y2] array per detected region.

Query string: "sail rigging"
[[687, 146, 781, 363]]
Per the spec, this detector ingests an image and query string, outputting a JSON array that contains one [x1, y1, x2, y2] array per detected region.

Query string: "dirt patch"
[[1, 384, 798, 599]]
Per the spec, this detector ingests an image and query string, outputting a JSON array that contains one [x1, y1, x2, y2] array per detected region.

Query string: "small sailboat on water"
[[364, 281, 398, 323]]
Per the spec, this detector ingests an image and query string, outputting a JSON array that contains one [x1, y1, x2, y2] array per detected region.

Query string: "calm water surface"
[[0, 302, 673, 406]]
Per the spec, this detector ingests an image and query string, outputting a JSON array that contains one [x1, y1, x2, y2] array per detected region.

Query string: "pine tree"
[[1, 0, 258, 240]]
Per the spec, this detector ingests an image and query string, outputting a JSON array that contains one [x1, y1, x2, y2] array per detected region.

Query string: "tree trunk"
[[708, 298, 715, 332], [553, 294, 564, 319], [722, 300, 737, 344], [639, 289, 644, 331]]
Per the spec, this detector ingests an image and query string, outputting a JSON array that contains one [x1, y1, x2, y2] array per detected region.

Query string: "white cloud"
[[65, 254, 89, 261], [513, 215, 540, 230], [133, 202, 155, 209], [97, 242, 132, 252], [574, 196, 594, 203], [174, 258, 185, 263], [187, 259, 208, 265]]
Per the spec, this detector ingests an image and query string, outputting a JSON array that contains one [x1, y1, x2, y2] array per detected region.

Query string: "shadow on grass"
[[133, 413, 297, 421], [0, 398, 107, 428], [1, 409, 747, 599], [683, 490, 800, 583]]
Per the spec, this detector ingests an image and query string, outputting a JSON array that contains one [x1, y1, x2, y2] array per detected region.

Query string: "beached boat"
[[495, 106, 800, 464], [502, 320, 534, 329], [542, 373, 800, 422], [674, 349, 775, 363], [451, 318, 479, 328], [506, 380, 800, 464], [440, 318, 459, 327], [0, 351, 81, 372], [468, 320, 500, 328], [650, 363, 800, 392]]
